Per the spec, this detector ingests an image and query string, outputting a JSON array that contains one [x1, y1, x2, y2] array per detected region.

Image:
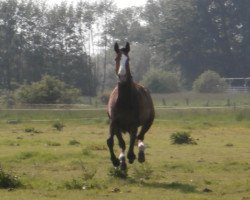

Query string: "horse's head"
[[114, 42, 131, 83]]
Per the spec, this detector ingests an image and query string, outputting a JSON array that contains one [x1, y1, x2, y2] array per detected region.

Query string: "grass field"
[[0, 94, 250, 199]]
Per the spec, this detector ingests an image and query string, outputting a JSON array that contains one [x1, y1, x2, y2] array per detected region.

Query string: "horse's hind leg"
[[107, 123, 120, 167]]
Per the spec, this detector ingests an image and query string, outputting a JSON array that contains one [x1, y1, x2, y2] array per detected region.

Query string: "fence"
[[223, 77, 250, 93]]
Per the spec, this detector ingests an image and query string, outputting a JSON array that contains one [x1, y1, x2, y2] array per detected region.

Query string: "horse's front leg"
[[116, 132, 127, 171], [107, 123, 120, 167], [127, 128, 137, 164]]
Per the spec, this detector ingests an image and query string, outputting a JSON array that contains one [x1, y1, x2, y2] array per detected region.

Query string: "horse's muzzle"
[[118, 74, 127, 83]]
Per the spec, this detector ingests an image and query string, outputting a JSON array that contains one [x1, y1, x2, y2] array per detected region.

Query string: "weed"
[[68, 139, 81, 145], [79, 161, 97, 181], [108, 167, 127, 179], [24, 127, 42, 133], [89, 144, 107, 151], [18, 152, 38, 160], [82, 149, 92, 156], [0, 166, 22, 189], [236, 112, 246, 121], [46, 141, 61, 146], [64, 178, 83, 190], [64, 161, 98, 190], [132, 163, 153, 180], [170, 131, 197, 145], [52, 121, 64, 131], [24, 128, 35, 133]]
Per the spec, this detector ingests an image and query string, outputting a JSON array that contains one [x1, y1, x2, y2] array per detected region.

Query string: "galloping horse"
[[107, 42, 155, 171]]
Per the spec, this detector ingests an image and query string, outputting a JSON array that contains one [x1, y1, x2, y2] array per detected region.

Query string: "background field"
[[0, 93, 250, 200]]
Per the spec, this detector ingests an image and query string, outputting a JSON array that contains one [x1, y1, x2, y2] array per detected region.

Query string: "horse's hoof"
[[120, 161, 127, 171], [138, 151, 145, 163], [127, 153, 136, 164], [128, 159, 134, 164], [112, 158, 120, 167]]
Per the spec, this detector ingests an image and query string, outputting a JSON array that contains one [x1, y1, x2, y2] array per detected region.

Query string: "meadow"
[[0, 92, 250, 200]]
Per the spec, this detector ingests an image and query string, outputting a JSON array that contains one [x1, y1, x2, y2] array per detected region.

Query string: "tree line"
[[1, 0, 250, 97]]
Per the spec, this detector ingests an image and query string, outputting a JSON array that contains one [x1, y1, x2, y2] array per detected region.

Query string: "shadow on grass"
[[143, 181, 198, 193]]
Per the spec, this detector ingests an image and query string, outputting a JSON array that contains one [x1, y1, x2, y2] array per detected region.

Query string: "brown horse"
[[107, 42, 155, 171]]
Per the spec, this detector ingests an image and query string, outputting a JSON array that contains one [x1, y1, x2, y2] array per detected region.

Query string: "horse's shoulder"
[[134, 83, 151, 95]]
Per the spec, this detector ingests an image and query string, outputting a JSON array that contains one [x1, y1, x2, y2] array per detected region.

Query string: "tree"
[[142, 0, 250, 87], [0, 0, 97, 95]]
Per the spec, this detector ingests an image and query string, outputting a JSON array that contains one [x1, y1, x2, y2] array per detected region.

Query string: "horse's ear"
[[125, 42, 130, 53], [114, 42, 119, 54]]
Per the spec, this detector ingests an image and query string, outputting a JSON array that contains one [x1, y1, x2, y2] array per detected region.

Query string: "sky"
[[47, 0, 147, 8]]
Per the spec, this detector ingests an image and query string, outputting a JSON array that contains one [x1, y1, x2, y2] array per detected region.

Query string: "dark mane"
[[107, 42, 154, 171]]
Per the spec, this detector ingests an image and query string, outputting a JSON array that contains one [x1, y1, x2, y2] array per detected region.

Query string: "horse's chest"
[[114, 108, 139, 128]]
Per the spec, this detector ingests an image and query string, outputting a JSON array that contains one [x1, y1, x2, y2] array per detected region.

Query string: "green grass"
[[0, 107, 250, 199]]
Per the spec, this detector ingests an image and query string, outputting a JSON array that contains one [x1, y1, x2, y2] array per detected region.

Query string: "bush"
[[16, 75, 80, 104], [141, 69, 180, 93], [99, 92, 110, 104], [170, 132, 197, 145], [53, 121, 64, 131], [69, 139, 81, 146], [193, 70, 228, 93], [0, 166, 22, 189]]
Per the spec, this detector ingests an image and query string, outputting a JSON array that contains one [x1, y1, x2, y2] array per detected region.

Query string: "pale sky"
[[46, 0, 147, 8]]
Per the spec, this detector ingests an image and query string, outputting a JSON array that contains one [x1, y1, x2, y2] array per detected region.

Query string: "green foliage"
[[0, 1, 96, 95], [16, 75, 80, 104], [99, 92, 110, 104], [0, 166, 22, 189], [24, 127, 41, 134], [68, 139, 81, 146], [64, 178, 84, 190], [64, 161, 97, 190], [170, 132, 197, 145], [142, 69, 180, 93], [52, 121, 64, 131], [193, 70, 228, 93], [108, 167, 127, 179], [46, 141, 61, 147], [132, 163, 153, 180]]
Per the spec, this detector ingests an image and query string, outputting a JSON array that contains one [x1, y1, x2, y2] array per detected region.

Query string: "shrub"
[[46, 141, 61, 146], [193, 70, 228, 93], [16, 75, 80, 104], [108, 167, 127, 179], [141, 69, 180, 93], [0, 166, 22, 189], [99, 92, 110, 104], [69, 139, 81, 146], [170, 132, 197, 145], [64, 178, 83, 190], [64, 161, 97, 190], [52, 121, 64, 131]]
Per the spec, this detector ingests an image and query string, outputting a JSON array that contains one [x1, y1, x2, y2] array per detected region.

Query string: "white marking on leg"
[[119, 152, 125, 161], [138, 141, 145, 152]]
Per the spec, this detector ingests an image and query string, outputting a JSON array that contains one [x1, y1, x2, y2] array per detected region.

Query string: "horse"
[[107, 42, 155, 171]]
